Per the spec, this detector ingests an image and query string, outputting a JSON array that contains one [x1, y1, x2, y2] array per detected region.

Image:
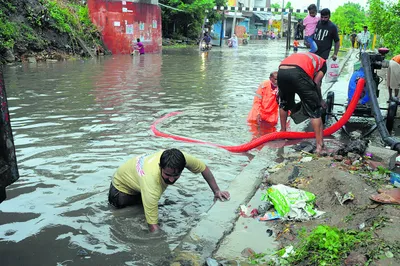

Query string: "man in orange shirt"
[[247, 72, 279, 138], [387, 54, 400, 101], [277, 52, 326, 154]]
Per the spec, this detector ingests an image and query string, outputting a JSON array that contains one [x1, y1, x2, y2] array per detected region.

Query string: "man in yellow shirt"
[[108, 148, 230, 232], [388, 54, 400, 101]]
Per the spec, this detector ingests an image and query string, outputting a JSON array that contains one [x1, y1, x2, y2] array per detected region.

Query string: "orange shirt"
[[293, 40, 299, 47], [280, 52, 325, 79], [248, 80, 279, 124], [392, 55, 400, 64]]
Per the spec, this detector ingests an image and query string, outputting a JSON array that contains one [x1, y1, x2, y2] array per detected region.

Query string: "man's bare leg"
[[310, 117, 324, 154], [279, 109, 288, 131]]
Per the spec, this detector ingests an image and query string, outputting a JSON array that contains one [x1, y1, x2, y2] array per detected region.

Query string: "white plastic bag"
[[264, 184, 325, 221], [325, 58, 340, 83]]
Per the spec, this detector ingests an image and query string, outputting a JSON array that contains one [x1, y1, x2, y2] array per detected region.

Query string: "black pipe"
[[361, 53, 400, 152]]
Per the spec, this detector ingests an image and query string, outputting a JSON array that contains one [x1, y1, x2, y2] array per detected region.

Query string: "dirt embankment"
[[265, 154, 400, 265], [0, 0, 107, 64]]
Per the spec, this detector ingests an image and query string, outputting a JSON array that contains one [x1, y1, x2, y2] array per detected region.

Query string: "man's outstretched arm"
[[201, 166, 230, 201]]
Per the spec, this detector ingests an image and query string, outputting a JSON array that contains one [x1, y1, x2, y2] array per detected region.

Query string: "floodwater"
[[0, 41, 293, 266]]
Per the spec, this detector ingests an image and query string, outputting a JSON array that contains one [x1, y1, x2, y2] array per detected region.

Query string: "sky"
[[271, 0, 369, 12]]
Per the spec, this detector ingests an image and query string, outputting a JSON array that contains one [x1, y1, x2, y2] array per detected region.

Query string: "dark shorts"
[[278, 66, 322, 119], [108, 182, 142, 208]]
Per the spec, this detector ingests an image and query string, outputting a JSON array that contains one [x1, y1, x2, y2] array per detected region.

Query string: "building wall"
[[87, 0, 162, 54]]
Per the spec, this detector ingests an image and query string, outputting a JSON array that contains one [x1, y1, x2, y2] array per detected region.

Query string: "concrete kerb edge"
[[323, 49, 355, 97], [172, 146, 277, 264]]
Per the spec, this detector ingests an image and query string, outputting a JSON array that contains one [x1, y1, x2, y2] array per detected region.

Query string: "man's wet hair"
[[308, 4, 317, 12], [160, 149, 186, 171], [137, 38, 140, 42], [320, 8, 331, 16]]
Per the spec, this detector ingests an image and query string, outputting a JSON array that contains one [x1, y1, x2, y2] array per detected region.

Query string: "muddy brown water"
[[0, 41, 292, 266], [0, 43, 393, 265]]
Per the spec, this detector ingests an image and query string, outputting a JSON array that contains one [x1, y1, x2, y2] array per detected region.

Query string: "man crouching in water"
[[108, 148, 230, 232]]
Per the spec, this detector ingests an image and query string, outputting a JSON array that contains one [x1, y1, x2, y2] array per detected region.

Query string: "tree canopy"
[[330, 3, 367, 34], [159, 0, 224, 39], [368, 0, 400, 55]]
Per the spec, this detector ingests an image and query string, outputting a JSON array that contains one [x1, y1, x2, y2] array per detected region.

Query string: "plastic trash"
[[263, 184, 324, 220], [390, 172, 400, 188], [335, 191, 355, 205], [258, 210, 281, 221], [206, 257, 219, 266], [300, 156, 313, 163]]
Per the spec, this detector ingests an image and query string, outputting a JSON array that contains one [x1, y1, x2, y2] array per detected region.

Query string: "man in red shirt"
[[277, 52, 326, 154]]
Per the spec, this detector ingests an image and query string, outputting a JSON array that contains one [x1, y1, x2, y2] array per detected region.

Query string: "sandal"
[[370, 188, 400, 205]]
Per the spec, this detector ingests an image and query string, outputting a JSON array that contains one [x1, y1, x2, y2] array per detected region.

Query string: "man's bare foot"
[[315, 144, 325, 155]]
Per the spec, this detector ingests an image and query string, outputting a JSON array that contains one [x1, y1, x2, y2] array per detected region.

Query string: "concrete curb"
[[171, 146, 277, 265]]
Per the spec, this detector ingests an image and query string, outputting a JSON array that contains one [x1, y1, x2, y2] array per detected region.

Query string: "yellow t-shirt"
[[392, 55, 400, 64], [112, 150, 206, 224]]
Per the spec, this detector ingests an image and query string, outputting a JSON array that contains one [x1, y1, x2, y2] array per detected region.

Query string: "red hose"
[[151, 79, 365, 152]]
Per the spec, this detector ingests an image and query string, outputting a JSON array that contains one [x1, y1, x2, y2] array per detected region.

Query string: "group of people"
[[107, 6, 400, 235], [250, 7, 339, 154], [109, 7, 339, 233]]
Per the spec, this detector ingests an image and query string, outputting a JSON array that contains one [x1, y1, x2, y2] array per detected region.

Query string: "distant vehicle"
[[201, 41, 212, 51], [0, 66, 19, 204]]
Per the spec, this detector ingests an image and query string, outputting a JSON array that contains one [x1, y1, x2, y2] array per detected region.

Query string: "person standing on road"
[[108, 148, 230, 232], [314, 8, 340, 62], [358, 26, 370, 53], [350, 31, 357, 49], [277, 52, 326, 154], [293, 39, 300, 52], [134, 38, 145, 55], [387, 54, 400, 101]]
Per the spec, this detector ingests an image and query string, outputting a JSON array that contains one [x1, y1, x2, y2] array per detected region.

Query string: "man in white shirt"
[[358, 26, 370, 52]]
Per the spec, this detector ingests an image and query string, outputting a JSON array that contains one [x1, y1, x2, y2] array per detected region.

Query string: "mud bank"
[[0, 0, 106, 64]]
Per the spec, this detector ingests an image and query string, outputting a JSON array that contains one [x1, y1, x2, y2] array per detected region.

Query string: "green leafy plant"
[[280, 225, 371, 265], [374, 166, 391, 175]]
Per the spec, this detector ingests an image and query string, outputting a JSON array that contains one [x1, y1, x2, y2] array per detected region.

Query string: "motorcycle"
[[200, 41, 212, 51]]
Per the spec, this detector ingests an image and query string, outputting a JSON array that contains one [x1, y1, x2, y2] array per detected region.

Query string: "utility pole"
[[281, 0, 284, 37], [231, 6, 237, 38]]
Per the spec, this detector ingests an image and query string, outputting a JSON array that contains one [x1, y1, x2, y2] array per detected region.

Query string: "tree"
[[159, 0, 222, 39], [285, 2, 293, 9], [368, 0, 400, 55], [271, 3, 280, 9], [330, 3, 366, 34]]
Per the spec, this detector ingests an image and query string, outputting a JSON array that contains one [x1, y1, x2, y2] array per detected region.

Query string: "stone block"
[[365, 146, 398, 169]]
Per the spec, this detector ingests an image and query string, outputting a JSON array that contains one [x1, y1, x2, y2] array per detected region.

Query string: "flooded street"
[[1, 41, 292, 265]]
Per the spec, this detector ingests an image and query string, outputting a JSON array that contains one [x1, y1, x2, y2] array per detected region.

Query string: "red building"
[[87, 0, 162, 54]]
